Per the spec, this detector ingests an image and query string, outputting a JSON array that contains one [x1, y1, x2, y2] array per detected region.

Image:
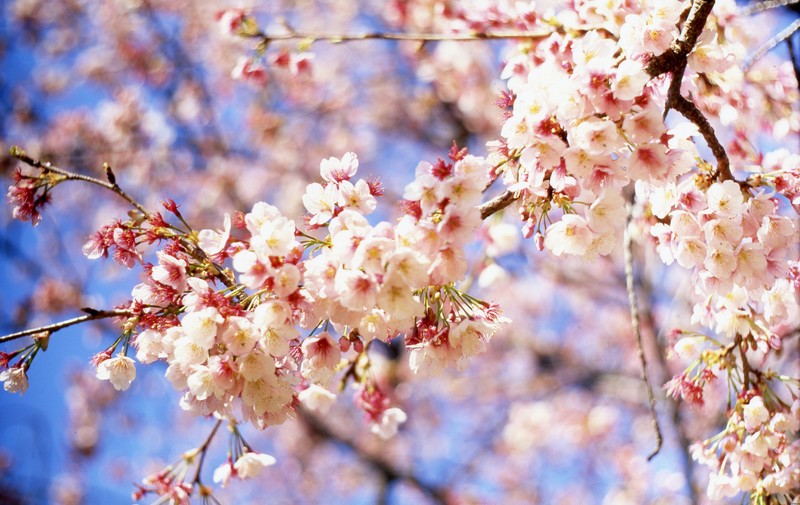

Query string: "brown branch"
[[671, 96, 734, 182], [645, 0, 717, 78], [640, 0, 736, 183], [478, 189, 517, 220], [663, 61, 688, 118], [0, 309, 131, 344], [11, 147, 149, 216], [192, 419, 223, 485], [624, 201, 663, 461]]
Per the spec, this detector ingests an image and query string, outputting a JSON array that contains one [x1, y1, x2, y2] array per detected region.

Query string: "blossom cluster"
[[693, 394, 800, 501], [480, 0, 799, 501], [6, 152, 506, 492], [3, 0, 799, 502]]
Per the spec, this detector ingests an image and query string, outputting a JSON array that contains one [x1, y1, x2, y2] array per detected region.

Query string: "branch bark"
[[0, 309, 131, 344]]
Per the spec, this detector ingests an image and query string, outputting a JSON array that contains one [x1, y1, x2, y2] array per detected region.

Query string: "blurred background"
[[0, 0, 797, 504]]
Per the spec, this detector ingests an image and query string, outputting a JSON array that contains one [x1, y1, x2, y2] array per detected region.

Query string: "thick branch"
[[671, 96, 733, 182], [639, 0, 736, 182], [0, 309, 131, 344], [624, 202, 663, 461], [645, 0, 716, 77], [478, 190, 517, 220]]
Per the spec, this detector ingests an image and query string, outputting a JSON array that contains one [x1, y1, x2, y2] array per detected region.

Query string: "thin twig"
[[744, 18, 800, 70], [11, 149, 236, 288], [478, 189, 517, 220], [192, 419, 223, 484], [639, 275, 699, 504], [300, 410, 449, 504], [671, 95, 734, 182], [0, 309, 131, 344], [255, 29, 552, 45], [624, 201, 663, 461], [740, 0, 800, 15], [11, 148, 149, 216], [737, 334, 752, 391]]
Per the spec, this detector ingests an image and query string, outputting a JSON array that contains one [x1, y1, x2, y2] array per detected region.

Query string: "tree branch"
[[0, 309, 131, 344], [638, 274, 699, 504], [11, 147, 149, 216], [740, 0, 800, 16], [744, 18, 800, 70], [640, 0, 737, 183], [299, 410, 449, 504], [624, 202, 663, 461], [10, 148, 237, 288], [671, 95, 734, 182], [255, 30, 551, 45], [645, 0, 716, 78], [478, 190, 517, 220]]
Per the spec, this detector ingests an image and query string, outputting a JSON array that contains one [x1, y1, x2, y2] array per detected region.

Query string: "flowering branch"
[[10, 146, 149, 216], [9, 147, 236, 288], [624, 201, 663, 461], [645, 0, 716, 78], [644, 0, 736, 183], [0, 309, 131, 344]]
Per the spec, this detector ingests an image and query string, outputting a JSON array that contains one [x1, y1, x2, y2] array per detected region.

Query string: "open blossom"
[[233, 452, 276, 479], [215, 8, 248, 36], [300, 333, 341, 385], [213, 461, 235, 488], [320, 152, 359, 182], [96, 355, 136, 391], [0, 366, 28, 394], [151, 251, 188, 292], [743, 396, 770, 433], [706, 180, 744, 217], [298, 384, 337, 414], [544, 215, 593, 256], [197, 213, 231, 256]]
